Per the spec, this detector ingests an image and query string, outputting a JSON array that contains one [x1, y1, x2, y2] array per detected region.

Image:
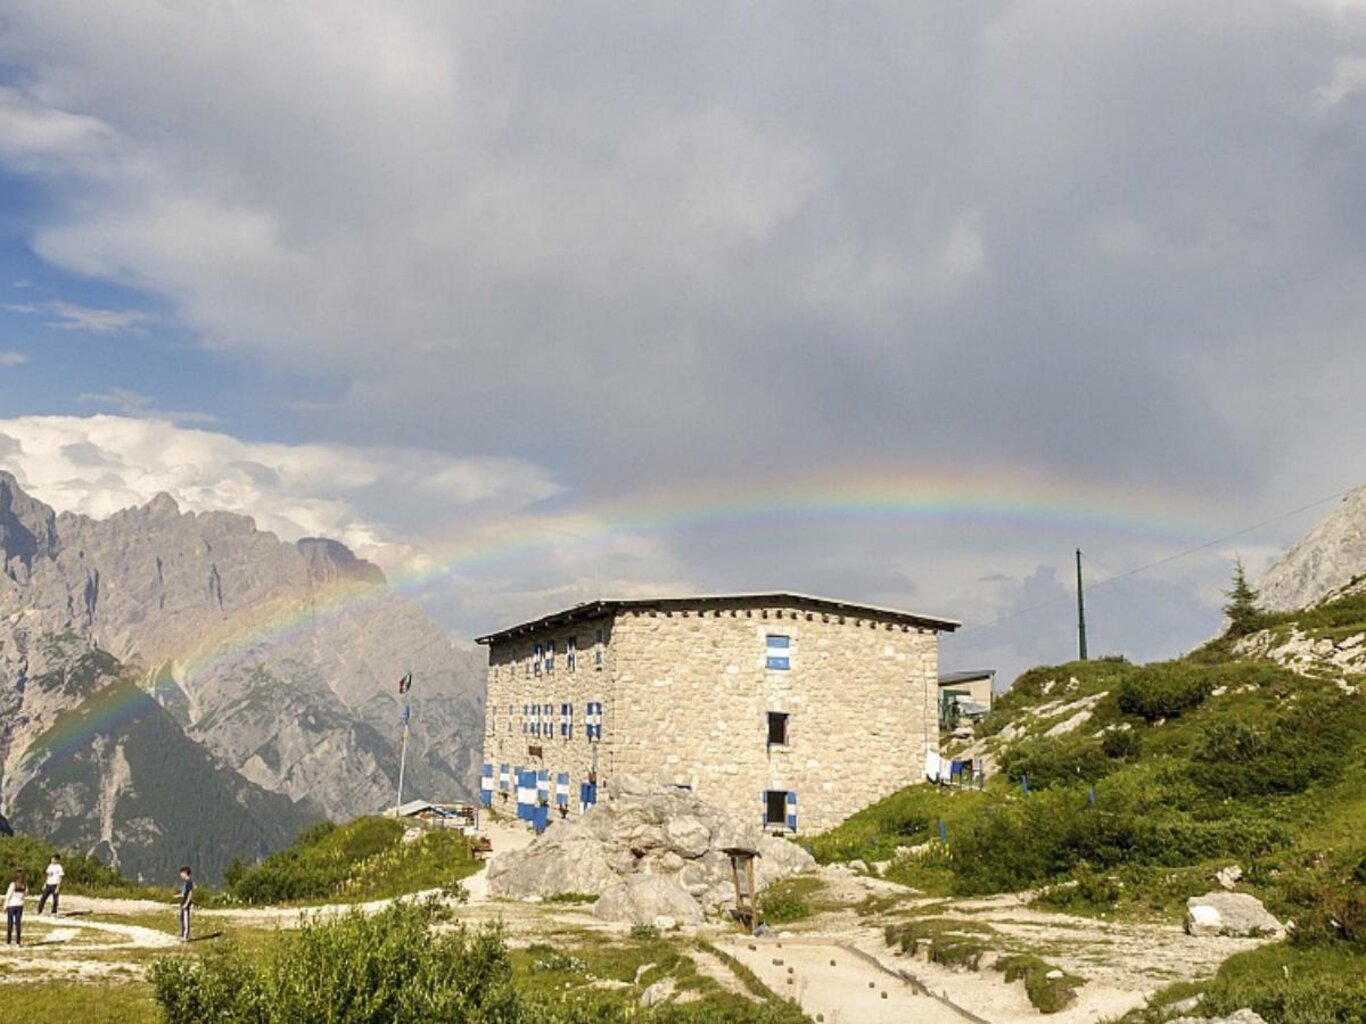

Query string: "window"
[[507, 703, 513, 733], [534, 644, 543, 675], [765, 634, 790, 670], [546, 640, 555, 673], [585, 701, 603, 741], [560, 702, 573, 738], [524, 655, 531, 678], [767, 712, 790, 746], [567, 636, 577, 672], [594, 627, 604, 667], [763, 790, 797, 830]]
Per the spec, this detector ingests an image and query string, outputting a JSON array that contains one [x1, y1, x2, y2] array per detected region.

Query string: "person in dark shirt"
[[176, 866, 194, 942]]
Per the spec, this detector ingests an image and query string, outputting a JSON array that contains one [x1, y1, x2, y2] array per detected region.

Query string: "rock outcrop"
[[486, 776, 815, 924], [0, 472, 484, 878], [1168, 1012, 1267, 1024], [1184, 892, 1283, 938], [1258, 485, 1366, 612]]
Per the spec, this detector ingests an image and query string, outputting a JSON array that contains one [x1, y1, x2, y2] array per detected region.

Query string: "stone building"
[[476, 593, 959, 834]]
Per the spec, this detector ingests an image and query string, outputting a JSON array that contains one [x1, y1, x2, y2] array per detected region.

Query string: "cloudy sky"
[[2, 2, 1365, 684]]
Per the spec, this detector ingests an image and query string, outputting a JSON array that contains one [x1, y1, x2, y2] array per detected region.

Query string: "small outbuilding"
[[938, 669, 996, 727]]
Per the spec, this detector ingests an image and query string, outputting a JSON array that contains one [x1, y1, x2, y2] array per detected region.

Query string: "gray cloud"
[[1, 3, 1364, 663]]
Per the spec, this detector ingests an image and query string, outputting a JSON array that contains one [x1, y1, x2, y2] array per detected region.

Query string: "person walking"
[[176, 866, 194, 942], [4, 871, 26, 946], [37, 855, 63, 916]]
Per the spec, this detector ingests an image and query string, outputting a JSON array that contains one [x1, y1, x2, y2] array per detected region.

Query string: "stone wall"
[[482, 615, 614, 812], [481, 596, 942, 833], [609, 599, 939, 832]]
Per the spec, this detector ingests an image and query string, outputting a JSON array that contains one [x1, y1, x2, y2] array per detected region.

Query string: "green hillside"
[[811, 584, 1366, 1022]]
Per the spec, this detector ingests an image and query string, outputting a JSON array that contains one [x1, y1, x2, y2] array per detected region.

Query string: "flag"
[[400, 702, 411, 726], [397, 671, 413, 695]]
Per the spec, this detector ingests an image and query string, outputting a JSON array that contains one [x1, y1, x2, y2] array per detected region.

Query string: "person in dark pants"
[[5, 871, 27, 946], [37, 855, 64, 915], [177, 866, 194, 942]]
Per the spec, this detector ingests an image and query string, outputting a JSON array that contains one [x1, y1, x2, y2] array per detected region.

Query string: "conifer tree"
[[1223, 558, 1263, 638]]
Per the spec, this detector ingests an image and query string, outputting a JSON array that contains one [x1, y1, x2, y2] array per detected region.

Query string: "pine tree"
[[1223, 558, 1263, 638]]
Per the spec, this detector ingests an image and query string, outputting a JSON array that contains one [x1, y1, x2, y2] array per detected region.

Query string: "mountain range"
[[0, 472, 483, 882]]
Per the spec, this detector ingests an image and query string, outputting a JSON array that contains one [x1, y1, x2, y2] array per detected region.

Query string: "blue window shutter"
[[786, 791, 798, 831]]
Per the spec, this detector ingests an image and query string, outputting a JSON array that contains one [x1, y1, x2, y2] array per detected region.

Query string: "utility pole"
[[1076, 548, 1088, 661]]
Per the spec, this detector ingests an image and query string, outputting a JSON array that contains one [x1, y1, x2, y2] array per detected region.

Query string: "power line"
[[957, 486, 1352, 638]]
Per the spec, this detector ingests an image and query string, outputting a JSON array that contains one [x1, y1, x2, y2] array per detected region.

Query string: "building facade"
[[476, 593, 958, 834]]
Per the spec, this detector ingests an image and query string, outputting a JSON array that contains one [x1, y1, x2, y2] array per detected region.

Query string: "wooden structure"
[[724, 846, 761, 932]]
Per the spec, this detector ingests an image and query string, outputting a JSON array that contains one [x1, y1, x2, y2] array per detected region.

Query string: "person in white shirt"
[[4, 871, 27, 946], [38, 855, 64, 916]]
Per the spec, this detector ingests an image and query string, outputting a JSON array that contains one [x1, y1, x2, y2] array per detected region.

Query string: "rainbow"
[[28, 463, 1223, 765]]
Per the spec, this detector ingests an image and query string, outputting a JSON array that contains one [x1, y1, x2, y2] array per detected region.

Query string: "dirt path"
[[717, 933, 981, 1023]]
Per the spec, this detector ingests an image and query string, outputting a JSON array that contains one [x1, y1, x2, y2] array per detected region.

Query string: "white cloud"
[[0, 351, 28, 365], [77, 387, 216, 424], [0, 415, 565, 572], [3, 299, 154, 333], [1315, 56, 1366, 106]]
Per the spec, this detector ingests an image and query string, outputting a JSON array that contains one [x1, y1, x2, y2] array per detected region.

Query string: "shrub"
[[996, 954, 1083, 1013], [1117, 663, 1214, 721], [1192, 693, 1362, 798], [999, 736, 1111, 790], [151, 898, 519, 1023], [1101, 729, 1141, 761], [760, 881, 811, 924]]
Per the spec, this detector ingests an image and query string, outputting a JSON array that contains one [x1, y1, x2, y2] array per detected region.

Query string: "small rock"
[[1215, 865, 1243, 890], [1045, 969, 1064, 980], [652, 915, 677, 931], [640, 978, 675, 1008]]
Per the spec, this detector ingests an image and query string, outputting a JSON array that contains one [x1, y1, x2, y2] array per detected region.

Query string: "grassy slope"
[[225, 815, 483, 905], [810, 588, 1366, 1023]]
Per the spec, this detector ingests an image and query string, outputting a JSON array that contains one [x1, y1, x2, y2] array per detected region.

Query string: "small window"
[[546, 640, 555, 673], [767, 712, 790, 746], [594, 626, 604, 666], [567, 636, 577, 672], [765, 634, 790, 670], [764, 790, 789, 827], [534, 643, 543, 675]]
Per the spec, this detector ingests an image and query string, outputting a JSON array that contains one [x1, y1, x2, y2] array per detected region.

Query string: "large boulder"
[[595, 874, 705, 925], [1185, 892, 1283, 938], [486, 775, 815, 923]]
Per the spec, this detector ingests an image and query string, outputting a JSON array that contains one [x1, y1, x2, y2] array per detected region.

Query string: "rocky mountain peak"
[[297, 537, 387, 586], [143, 491, 182, 518], [0, 470, 58, 572], [1258, 484, 1366, 612]]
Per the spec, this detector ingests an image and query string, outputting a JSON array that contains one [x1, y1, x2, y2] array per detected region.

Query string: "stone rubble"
[[486, 775, 816, 924]]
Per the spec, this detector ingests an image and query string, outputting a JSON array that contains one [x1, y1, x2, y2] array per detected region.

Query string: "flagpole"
[[396, 720, 409, 810], [395, 669, 413, 811]]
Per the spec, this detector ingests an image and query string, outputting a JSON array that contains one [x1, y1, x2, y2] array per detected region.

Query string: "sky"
[[2, 1, 1365, 686]]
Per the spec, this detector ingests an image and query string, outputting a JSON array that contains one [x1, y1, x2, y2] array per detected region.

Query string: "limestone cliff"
[[1258, 485, 1366, 612]]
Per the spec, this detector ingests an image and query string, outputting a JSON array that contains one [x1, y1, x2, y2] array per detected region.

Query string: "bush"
[[0, 833, 138, 895], [1192, 693, 1363, 799], [996, 954, 1083, 1013], [151, 898, 519, 1023], [1117, 663, 1214, 721], [999, 736, 1111, 790], [1101, 729, 1141, 761], [760, 878, 820, 924]]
